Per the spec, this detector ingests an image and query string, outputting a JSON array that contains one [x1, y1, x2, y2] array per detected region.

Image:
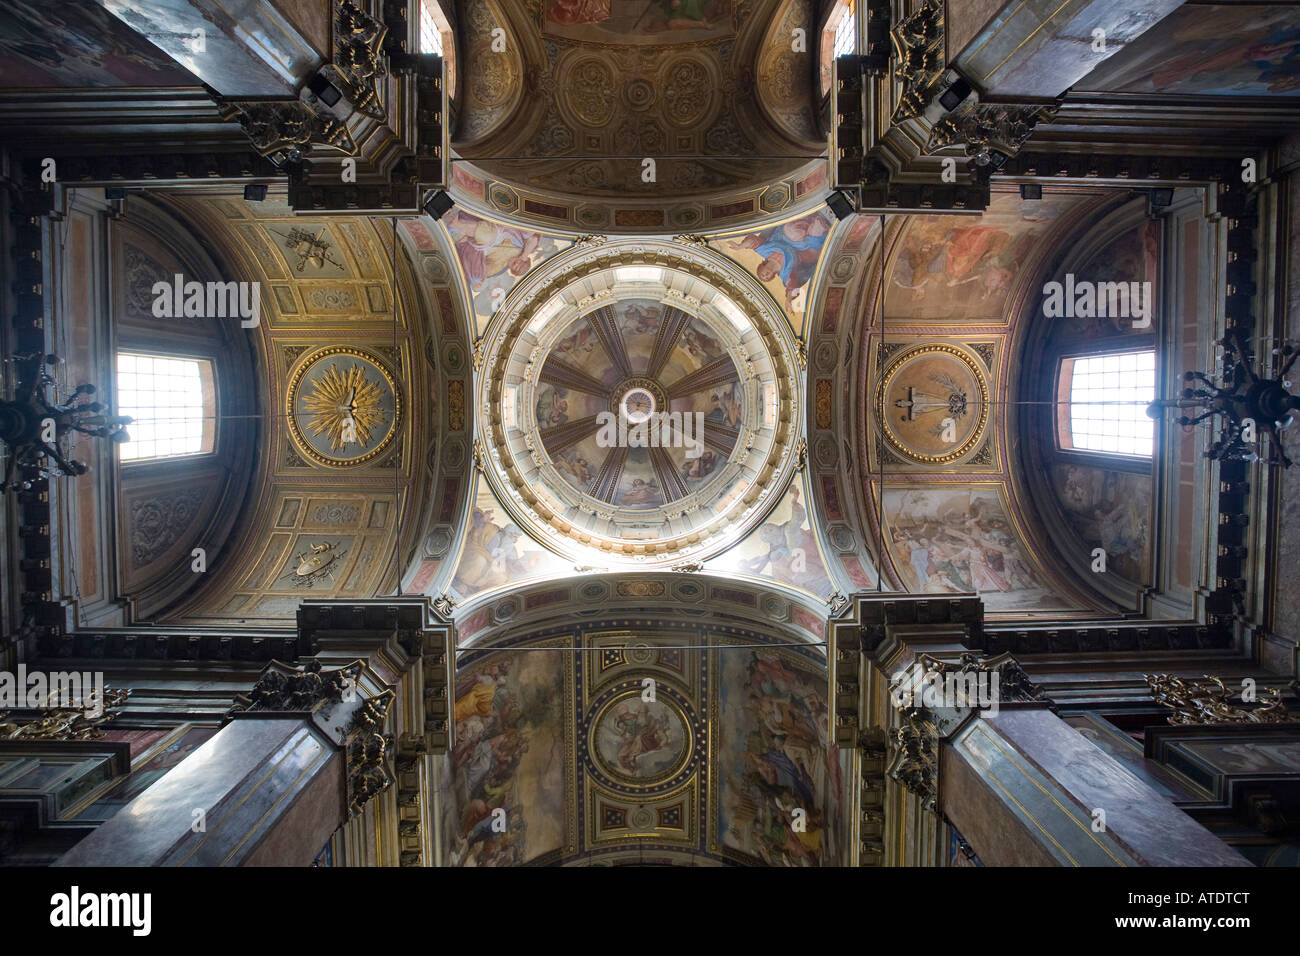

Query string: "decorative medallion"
[[278, 540, 349, 589], [287, 347, 401, 467], [876, 343, 989, 464], [592, 694, 691, 785]]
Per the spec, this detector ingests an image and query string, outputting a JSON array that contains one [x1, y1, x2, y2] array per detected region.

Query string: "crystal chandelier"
[[0, 353, 132, 492]]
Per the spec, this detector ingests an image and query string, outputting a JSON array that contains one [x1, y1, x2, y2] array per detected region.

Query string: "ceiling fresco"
[[1080, 4, 1300, 97], [115, 190, 470, 624], [448, 0, 829, 234], [469, 236, 803, 571], [802, 186, 1159, 619], [435, 581, 841, 866]]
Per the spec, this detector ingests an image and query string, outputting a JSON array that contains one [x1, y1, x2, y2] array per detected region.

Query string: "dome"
[[477, 238, 801, 566]]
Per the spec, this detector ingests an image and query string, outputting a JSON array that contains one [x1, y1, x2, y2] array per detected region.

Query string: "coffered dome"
[[477, 238, 801, 566]]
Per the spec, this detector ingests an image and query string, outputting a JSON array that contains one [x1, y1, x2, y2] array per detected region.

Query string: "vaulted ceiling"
[[449, 0, 829, 234]]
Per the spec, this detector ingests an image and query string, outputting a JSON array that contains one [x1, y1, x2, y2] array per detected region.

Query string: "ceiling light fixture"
[[0, 353, 131, 492], [1148, 333, 1300, 467]]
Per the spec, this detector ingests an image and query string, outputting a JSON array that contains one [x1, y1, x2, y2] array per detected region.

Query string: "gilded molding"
[[890, 0, 945, 125], [926, 103, 1059, 163], [1147, 674, 1293, 725]]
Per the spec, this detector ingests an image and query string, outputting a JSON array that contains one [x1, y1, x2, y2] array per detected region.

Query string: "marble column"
[[56, 659, 392, 867], [889, 652, 1251, 866], [832, 594, 1252, 866]]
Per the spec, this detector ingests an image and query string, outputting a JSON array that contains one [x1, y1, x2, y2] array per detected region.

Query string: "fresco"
[[1179, 739, 1300, 776], [707, 478, 835, 598], [1051, 464, 1152, 583], [443, 651, 566, 866], [446, 479, 570, 600], [544, 0, 735, 43], [659, 315, 729, 385], [714, 210, 833, 330], [1052, 219, 1160, 340], [613, 448, 666, 509], [1083, 5, 1300, 96], [593, 697, 688, 780], [718, 648, 840, 865], [0, 0, 197, 88], [886, 193, 1079, 323], [442, 209, 570, 335], [882, 487, 1073, 611]]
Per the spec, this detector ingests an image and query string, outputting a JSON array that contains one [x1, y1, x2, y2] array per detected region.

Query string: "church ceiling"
[[806, 186, 1156, 618], [1080, 4, 1300, 97], [125, 190, 467, 623], [449, 0, 829, 234], [437, 580, 844, 866], [464, 235, 804, 576]]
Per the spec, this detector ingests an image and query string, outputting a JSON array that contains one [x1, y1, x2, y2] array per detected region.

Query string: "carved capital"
[[220, 99, 357, 166], [228, 659, 356, 715], [887, 707, 939, 811], [345, 688, 395, 818], [327, 0, 390, 120], [890, 0, 945, 124], [927, 102, 1059, 163]]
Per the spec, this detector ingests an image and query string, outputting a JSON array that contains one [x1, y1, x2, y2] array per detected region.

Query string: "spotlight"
[[1149, 187, 1174, 207], [243, 184, 268, 202], [826, 189, 856, 221], [938, 78, 973, 112], [423, 189, 455, 220], [1019, 183, 1042, 201], [104, 187, 127, 200], [307, 73, 343, 107]]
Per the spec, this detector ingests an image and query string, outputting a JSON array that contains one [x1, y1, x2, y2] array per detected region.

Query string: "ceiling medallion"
[[476, 239, 801, 567], [287, 346, 401, 467], [581, 683, 702, 795], [876, 343, 990, 464]]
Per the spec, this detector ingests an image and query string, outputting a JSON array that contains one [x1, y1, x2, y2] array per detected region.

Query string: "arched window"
[[115, 353, 215, 461], [1057, 349, 1156, 457], [418, 1, 444, 55], [833, 0, 858, 57]]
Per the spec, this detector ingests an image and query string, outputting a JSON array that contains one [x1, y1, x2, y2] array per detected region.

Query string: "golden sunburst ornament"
[[286, 346, 401, 467], [304, 361, 387, 451]]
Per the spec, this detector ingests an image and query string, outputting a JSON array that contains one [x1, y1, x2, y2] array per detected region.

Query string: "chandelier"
[[1147, 333, 1300, 467], [0, 353, 132, 492]]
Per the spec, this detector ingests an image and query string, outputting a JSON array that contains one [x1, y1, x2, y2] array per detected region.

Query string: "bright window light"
[[834, 1, 857, 58], [1061, 351, 1156, 457], [713, 294, 749, 332], [419, 0, 444, 56], [116, 353, 213, 461], [615, 267, 662, 284], [528, 294, 567, 333]]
